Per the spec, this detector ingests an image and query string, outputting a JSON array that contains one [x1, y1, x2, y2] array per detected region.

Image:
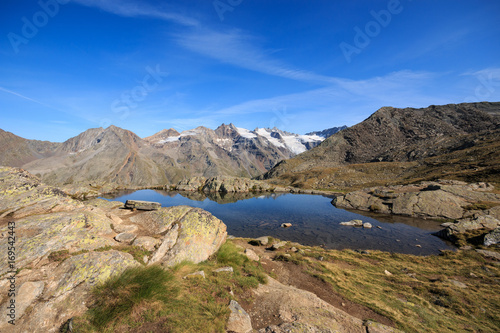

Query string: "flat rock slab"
[[124, 200, 161, 211]]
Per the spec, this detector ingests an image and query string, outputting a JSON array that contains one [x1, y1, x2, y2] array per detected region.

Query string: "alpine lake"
[[101, 189, 455, 255]]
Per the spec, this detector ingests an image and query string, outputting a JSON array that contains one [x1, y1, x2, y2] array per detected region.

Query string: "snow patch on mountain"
[[236, 127, 257, 139]]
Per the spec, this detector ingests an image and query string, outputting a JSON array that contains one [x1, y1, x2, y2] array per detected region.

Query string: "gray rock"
[[270, 241, 287, 251], [124, 200, 161, 211], [152, 207, 227, 267], [245, 248, 260, 261], [484, 227, 500, 246], [114, 232, 136, 244], [340, 219, 363, 226], [255, 236, 269, 246], [363, 223, 373, 228], [183, 271, 205, 279], [227, 300, 252, 333], [281, 223, 292, 228], [214, 266, 234, 273]]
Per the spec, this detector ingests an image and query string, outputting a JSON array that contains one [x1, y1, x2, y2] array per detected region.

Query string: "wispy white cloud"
[[71, 0, 199, 27], [174, 29, 340, 85], [0, 86, 60, 110], [212, 70, 441, 117]]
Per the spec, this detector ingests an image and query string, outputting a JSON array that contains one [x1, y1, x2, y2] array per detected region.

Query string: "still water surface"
[[102, 190, 454, 255]]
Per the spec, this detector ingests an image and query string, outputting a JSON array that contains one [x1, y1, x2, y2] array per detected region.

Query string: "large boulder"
[[135, 206, 227, 266]]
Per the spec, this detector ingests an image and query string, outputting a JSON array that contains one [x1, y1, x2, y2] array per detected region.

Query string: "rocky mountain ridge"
[[0, 124, 336, 188], [261, 102, 500, 189]]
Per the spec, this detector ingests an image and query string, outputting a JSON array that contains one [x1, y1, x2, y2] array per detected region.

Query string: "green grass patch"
[[72, 240, 267, 332]]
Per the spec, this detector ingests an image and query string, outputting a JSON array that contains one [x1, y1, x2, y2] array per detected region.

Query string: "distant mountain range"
[[261, 102, 500, 189], [0, 123, 341, 187]]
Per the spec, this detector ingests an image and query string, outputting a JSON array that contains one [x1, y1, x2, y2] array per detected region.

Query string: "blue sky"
[[1, 0, 499, 142]]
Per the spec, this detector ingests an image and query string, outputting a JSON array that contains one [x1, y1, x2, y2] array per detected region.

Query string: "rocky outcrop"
[[0, 167, 227, 332], [176, 176, 277, 193], [333, 180, 500, 220]]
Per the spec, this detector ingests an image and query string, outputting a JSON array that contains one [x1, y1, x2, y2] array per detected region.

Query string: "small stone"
[[290, 247, 298, 252], [214, 266, 234, 273], [449, 279, 467, 289], [143, 255, 149, 264], [415, 244, 422, 248], [341, 302, 346, 307], [245, 248, 260, 261], [460, 245, 472, 251], [384, 270, 393, 276], [318, 256, 324, 261], [470, 272, 478, 278], [270, 241, 287, 251], [254, 236, 269, 246], [227, 300, 252, 333], [340, 219, 363, 226], [376, 226, 382, 229], [183, 270, 205, 279], [281, 223, 292, 228], [124, 200, 161, 211], [114, 232, 136, 244], [363, 223, 372, 229]]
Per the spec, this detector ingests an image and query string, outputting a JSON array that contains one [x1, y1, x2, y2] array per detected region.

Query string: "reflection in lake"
[[101, 190, 454, 255]]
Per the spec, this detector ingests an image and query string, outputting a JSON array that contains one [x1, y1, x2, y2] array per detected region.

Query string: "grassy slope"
[[70, 239, 499, 333]]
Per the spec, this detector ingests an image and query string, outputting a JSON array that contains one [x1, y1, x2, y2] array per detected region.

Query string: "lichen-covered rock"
[[152, 207, 227, 266], [130, 205, 192, 234], [0, 211, 116, 275], [0, 167, 82, 219], [0, 251, 139, 333]]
